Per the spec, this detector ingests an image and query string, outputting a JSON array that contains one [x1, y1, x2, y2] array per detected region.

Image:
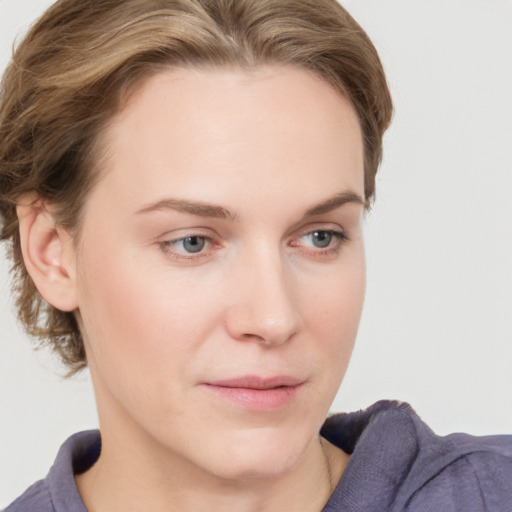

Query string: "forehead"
[[91, 65, 364, 216]]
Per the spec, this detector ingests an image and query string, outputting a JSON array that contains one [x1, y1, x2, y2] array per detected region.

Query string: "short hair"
[[0, 0, 392, 374]]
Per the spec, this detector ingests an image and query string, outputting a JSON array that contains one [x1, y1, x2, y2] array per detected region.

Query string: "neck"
[[76, 424, 348, 512]]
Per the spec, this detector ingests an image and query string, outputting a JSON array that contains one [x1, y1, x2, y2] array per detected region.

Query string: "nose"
[[225, 250, 303, 347]]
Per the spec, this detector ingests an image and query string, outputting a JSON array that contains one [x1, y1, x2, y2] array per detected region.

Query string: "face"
[[73, 66, 365, 480]]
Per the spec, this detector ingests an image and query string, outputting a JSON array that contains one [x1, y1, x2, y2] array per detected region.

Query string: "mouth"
[[202, 375, 304, 411]]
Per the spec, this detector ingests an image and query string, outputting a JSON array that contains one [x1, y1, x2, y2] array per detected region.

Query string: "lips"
[[202, 375, 304, 411], [208, 375, 303, 389]]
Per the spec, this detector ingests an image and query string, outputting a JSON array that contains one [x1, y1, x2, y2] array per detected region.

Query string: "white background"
[[1, 0, 511, 507]]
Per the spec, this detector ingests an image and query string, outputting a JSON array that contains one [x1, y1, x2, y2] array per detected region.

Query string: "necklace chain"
[[320, 437, 335, 498]]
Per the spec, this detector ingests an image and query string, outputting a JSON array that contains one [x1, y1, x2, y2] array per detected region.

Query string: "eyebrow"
[[135, 198, 238, 220], [135, 191, 364, 221], [303, 191, 365, 217]]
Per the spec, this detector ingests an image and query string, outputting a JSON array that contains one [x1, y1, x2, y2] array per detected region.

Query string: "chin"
[[213, 453, 299, 482], [201, 426, 311, 482]]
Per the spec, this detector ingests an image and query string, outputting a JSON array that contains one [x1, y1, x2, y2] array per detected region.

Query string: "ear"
[[16, 194, 79, 312]]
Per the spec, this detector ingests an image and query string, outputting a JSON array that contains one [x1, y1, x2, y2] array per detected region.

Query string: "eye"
[[288, 228, 349, 258], [308, 230, 333, 248], [299, 230, 346, 249], [175, 236, 207, 253], [159, 234, 213, 259]]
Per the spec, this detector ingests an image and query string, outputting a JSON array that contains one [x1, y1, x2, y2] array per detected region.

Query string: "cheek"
[[75, 245, 224, 404], [300, 250, 365, 367]]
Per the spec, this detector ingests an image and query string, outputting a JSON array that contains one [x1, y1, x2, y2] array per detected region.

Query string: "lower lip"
[[203, 384, 302, 411]]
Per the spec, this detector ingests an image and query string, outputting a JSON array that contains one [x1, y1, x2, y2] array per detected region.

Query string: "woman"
[[1, 1, 510, 511]]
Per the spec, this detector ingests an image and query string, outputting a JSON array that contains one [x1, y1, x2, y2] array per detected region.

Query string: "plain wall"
[[1, 0, 511, 506]]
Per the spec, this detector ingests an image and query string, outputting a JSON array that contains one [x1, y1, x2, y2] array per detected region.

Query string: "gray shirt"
[[6, 401, 512, 511]]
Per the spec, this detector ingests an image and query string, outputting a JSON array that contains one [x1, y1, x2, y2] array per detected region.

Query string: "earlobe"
[[17, 195, 79, 312]]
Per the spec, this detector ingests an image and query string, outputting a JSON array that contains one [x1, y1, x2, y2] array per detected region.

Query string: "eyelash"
[[158, 229, 349, 261], [158, 235, 216, 261], [291, 229, 349, 257]]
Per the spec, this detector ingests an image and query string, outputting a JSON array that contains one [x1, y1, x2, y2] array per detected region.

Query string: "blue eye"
[[158, 234, 216, 261], [293, 229, 348, 255], [175, 236, 207, 253], [302, 230, 342, 248], [310, 230, 333, 248]]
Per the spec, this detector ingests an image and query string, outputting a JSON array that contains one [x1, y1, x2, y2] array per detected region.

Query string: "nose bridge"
[[226, 241, 302, 346]]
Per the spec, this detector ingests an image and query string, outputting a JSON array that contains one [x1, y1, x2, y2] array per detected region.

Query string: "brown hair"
[[0, 0, 392, 374]]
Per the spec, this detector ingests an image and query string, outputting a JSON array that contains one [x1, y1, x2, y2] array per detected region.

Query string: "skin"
[[20, 66, 366, 511]]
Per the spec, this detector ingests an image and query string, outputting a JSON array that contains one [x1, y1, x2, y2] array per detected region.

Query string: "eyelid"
[[291, 229, 347, 244], [288, 225, 349, 256], [289, 221, 346, 241], [157, 230, 221, 261], [156, 223, 349, 262]]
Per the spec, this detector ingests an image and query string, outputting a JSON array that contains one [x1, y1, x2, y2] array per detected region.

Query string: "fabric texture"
[[5, 400, 512, 511]]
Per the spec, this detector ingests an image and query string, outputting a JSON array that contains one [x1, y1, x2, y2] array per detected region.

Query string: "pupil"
[[183, 236, 205, 253], [313, 231, 332, 248]]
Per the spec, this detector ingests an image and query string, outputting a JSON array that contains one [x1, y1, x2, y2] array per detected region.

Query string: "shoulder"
[[403, 432, 512, 512], [4, 430, 100, 512], [4, 479, 53, 512], [321, 401, 512, 512]]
